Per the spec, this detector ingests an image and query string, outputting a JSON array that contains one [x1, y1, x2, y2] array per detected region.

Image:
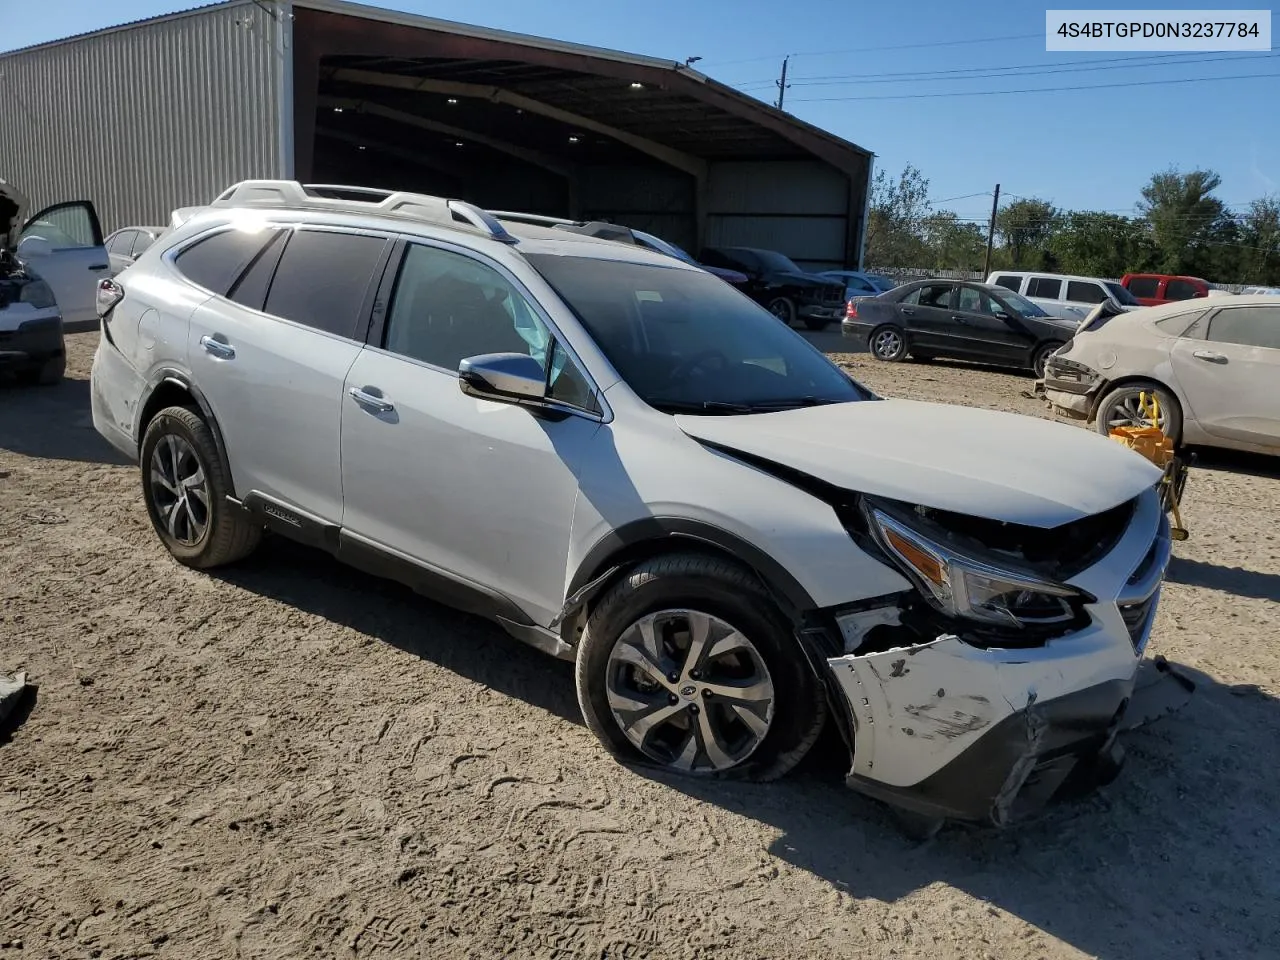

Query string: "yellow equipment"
[[1107, 391, 1190, 540]]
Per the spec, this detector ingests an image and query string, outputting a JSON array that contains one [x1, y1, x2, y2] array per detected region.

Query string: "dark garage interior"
[[292, 3, 873, 269]]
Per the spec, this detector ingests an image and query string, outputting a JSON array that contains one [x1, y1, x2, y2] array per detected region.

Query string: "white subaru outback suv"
[[91, 181, 1173, 829]]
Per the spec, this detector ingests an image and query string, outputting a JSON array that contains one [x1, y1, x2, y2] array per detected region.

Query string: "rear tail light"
[[845, 299, 858, 319], [96, 278, 124, 318]]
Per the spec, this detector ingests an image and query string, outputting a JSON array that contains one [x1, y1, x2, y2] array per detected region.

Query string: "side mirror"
[[16, 236, 53, 259], [458, 352, 546, 403]]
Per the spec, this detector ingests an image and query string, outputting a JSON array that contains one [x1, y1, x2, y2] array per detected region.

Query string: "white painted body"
[[90, 181, 1175, 807]]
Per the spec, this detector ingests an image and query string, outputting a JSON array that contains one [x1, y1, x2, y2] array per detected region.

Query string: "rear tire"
[[1031, 341, 1065, 379], [1094, 382, 1183, 445], [869, 324, 907, 362], [140, 406, 261, 569], [16, 355, 64, 386], [575, 553, 827, 783]]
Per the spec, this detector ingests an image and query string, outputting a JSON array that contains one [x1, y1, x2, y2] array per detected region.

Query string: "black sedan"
[[842, 279, 1080, 378], [699, 246, 846, 330]]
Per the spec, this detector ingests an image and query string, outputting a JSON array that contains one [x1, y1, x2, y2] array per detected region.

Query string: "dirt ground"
[[1, 330, 1277, 960]]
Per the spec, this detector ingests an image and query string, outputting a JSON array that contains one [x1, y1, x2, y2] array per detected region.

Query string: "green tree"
[[864, 163, 930, 268], [922, 211, 986, 270], [995, 198, 1059, 268], [1049, 212, 1153, 277], [1238, 196, 1280, 285], [1137, 168, 1227, 274]]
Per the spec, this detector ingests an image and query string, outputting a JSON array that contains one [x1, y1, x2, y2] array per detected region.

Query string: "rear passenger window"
[[130, 232, 156, 257], [1066, 281, 1106, 304], [1026, 277, 1063, 299], [176, 228, 279, 296], [992, 275, 1021, 292], [263, 230, 387, 339], [107, 231, 134, 255], [1207, 306, 1280, 349], [1126, 276, 1160, 298], [1166, 279, 1200, 300]]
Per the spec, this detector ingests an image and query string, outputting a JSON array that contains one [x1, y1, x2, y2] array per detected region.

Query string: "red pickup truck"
[[1120, 273, 1212, 306]]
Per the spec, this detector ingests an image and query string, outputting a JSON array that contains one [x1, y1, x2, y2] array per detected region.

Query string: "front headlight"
[[866, 506, 1088, 628], [19, 279, 56, 309]]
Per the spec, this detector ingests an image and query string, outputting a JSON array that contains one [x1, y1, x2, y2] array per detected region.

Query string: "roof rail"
[[490, 208, 638, 245], [208, 180, 518, 245]]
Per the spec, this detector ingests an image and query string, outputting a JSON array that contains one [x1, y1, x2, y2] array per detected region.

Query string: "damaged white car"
[[1, 178, 108, 384], [92, 181, 1178, 831]]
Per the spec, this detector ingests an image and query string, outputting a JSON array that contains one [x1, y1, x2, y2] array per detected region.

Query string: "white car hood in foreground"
[[676, 398, 1161, 527]]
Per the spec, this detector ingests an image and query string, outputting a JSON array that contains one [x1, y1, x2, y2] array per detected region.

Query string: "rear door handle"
[[89, 263, 109, 271], [1192, 350, 1228, 364], [349, 386, 395, 414], [199, 335, 235, 360], [951, 315, 969, 324]]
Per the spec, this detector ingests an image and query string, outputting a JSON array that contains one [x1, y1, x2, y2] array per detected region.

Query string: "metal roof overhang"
[[292, 0, 871, 183]]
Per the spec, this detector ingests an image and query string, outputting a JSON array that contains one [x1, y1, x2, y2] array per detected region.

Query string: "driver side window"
[[384, 244, 597, 411]]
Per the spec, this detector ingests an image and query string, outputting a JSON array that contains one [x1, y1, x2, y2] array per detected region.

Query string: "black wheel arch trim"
[[135, 369, 236, 494], [561, 516, 820, 630]]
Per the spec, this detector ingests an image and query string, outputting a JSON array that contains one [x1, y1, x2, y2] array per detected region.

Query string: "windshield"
[[1105, 281, 1140, 306], [744, 248, 801, 273], [526, 255, 869, 413], [998, 289, 1051, 318]]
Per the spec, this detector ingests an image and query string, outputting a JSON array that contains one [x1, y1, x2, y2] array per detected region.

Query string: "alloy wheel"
[[605, 609, 776, 773], [1106, 391, 1167, 432], [872, 328, 903, 358], [149, 434, 211, 546]]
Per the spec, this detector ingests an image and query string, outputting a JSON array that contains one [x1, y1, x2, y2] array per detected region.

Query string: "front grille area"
[[820, 285, 844, 305]]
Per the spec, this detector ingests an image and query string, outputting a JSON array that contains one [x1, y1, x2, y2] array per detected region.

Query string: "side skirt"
[[229, 492, 571, 661]]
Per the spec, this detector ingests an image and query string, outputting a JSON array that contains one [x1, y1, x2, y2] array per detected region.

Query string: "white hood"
[[0, 178, 29, 252], [676, 399, 1161, 527]]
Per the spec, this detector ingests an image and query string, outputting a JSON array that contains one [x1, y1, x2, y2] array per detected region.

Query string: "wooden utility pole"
[[983, 183, 1001, 277], [775, 57, 790, 110]]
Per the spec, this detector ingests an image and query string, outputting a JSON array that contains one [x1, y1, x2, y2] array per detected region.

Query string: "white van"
[[986, 271, 1141, 321]]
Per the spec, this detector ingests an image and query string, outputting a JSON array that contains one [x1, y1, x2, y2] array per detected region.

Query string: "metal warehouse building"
[[0, 0, 874, 269]]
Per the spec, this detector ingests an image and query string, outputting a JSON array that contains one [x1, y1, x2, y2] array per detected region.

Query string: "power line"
[[931, 191, 993, 205], [702, 31, 1042, 69], [789, 70, 1280, 102], [734, 51, 1279, 90]]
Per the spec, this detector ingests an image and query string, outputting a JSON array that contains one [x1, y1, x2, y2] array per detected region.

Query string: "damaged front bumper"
[[819, 488, 1182, 826]]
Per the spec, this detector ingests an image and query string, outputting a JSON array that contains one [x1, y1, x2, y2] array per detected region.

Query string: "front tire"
[[140, 406, 261, 569], [869, 324, 908, 362], [1094, 382, 1183, 445], [575, 553, 827, 782], [767, 297, 797, 327]]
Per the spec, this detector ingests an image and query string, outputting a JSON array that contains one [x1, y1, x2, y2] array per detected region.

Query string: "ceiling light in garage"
[[357, 145, 366, 151], [568, 135, 580, 143], [333, 107, 343, 112], [630, 82, 643, 89], [447, 98, 458, 104], [455, 141, 464, 147]]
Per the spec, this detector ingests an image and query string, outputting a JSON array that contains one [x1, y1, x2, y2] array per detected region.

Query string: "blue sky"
[[5, 0, 1278, 221]]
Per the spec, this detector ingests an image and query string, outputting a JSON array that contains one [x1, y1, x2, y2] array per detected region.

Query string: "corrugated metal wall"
[[0, 2, 286, 234], [705, 161, 851, 271], [579, 165, 696, 251]]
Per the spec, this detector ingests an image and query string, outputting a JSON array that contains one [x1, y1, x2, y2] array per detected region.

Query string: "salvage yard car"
[[698, 245, 847, 330], [1, 178, 107, 384], [843, 278, 1079, 377], [1045, 296, 1280, 456], [92, 180, 1174, 830]]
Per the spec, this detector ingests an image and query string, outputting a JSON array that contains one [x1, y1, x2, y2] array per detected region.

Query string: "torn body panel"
[[822, 488, 1179, 825]]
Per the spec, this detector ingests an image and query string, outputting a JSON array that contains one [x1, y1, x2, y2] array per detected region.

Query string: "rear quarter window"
[[992, 274, 1022, 292], [1154, 311, 1205, 337], [174, 228, 280, 296]]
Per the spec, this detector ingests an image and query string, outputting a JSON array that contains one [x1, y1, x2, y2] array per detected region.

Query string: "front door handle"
[[900, 307, 916, 315], [349, 386, 395, 413], [89, 263, 110, 271], [1192, 350, 1228, 364], [951, 315, 969, 324], [199, 335, 235, 360]]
